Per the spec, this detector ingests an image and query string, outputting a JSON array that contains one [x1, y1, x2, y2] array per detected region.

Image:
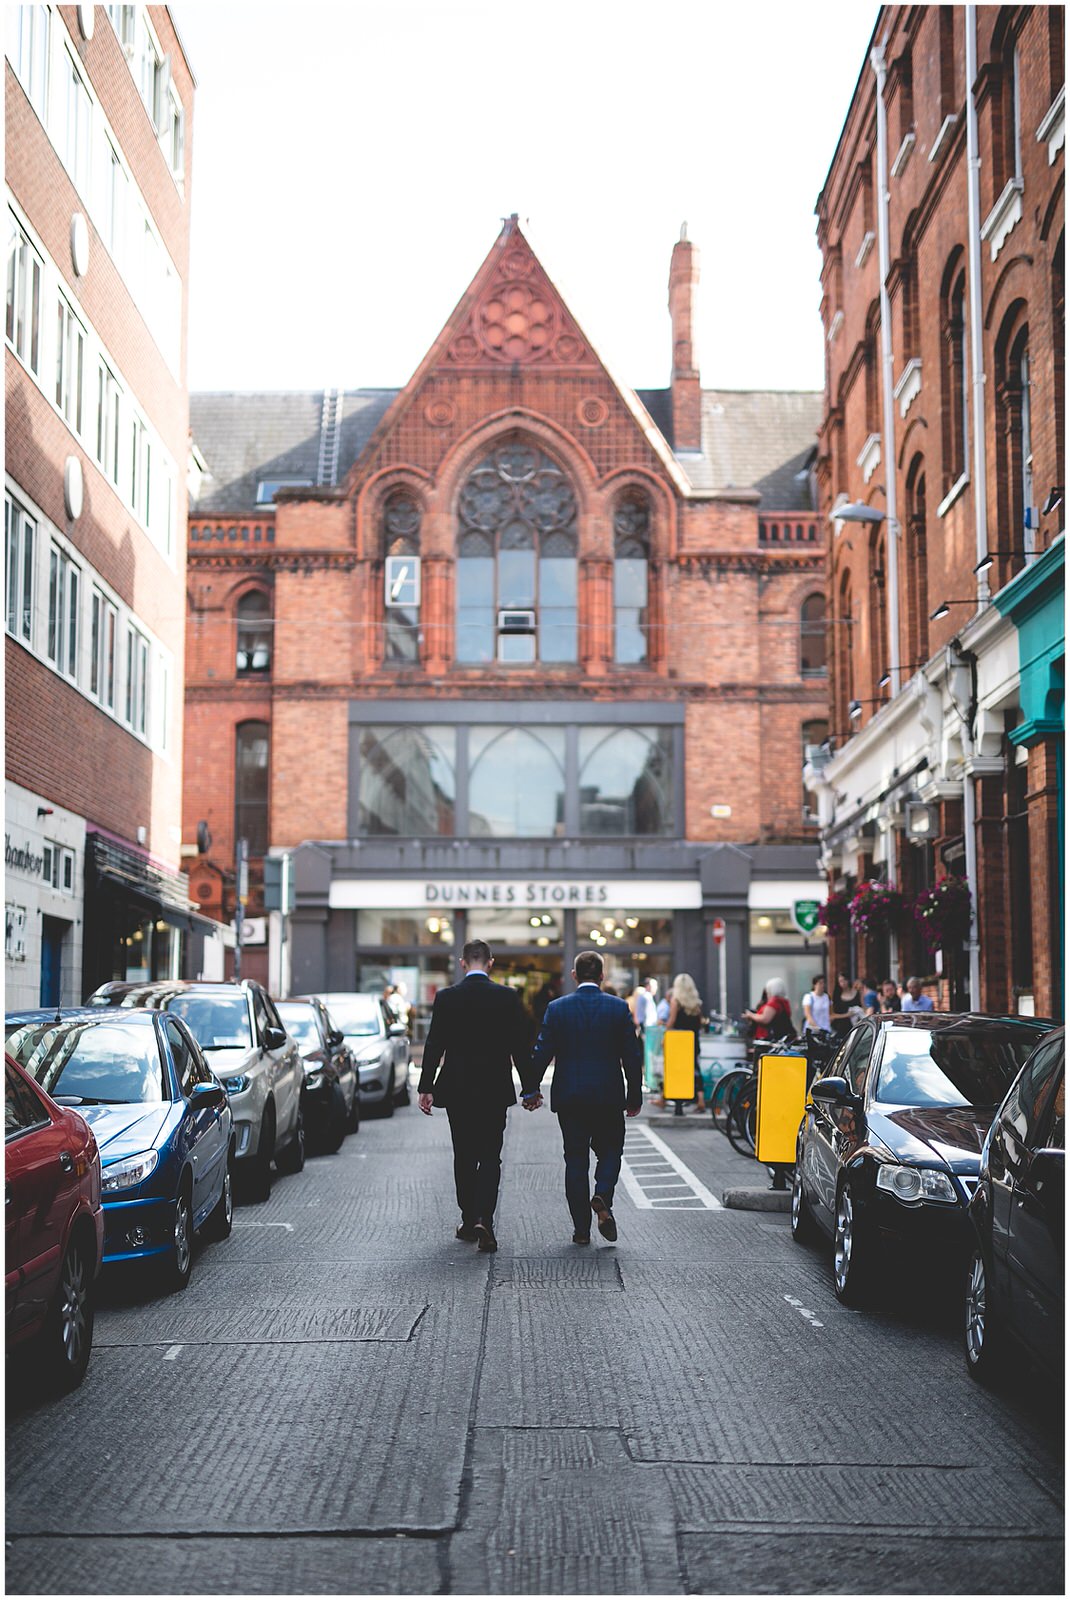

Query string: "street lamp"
[[930, 600, 979, 622]]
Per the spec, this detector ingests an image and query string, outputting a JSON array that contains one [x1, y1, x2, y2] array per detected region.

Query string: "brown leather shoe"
[[456, 1223, 479, 1242], [591, 1195, 617, 1241], [474, 1221, 497, 1253], [572, 1231, 591, 1245]]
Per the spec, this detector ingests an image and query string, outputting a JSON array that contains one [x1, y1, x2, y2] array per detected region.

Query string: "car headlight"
[[305, 1069, 324, 1089], [876, 1164, 958, 1205], [102, 1150, 160, 1192], [221, 1074, 250, 1094]]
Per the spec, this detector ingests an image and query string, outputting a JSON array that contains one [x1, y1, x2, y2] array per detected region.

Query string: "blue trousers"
[[557, 1104, 626, 1232]]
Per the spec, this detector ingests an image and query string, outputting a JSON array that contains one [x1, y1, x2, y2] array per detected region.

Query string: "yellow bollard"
[[755, 1054, 808, 1165], [663, 1029, 695, 1101]]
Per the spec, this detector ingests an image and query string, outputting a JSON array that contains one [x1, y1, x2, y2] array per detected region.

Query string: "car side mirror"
[[262, 1025, 287, 1052], [191, 1082, 226, 1109], [327, 1028, 345, 1048], [811, 1076, 854, 1105], [388, 1024, 408, 1039]]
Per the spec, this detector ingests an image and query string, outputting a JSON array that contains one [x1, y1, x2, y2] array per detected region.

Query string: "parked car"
[[790, 1013, 1054, 1304], [964, 1026, 1064, 1383], [87, 980, 304, 1201], [6, 1051, 104, 1390], [5, 1009, 233, 1294], [315, 993, 411, 1116], [276, 996, 359, 1151]]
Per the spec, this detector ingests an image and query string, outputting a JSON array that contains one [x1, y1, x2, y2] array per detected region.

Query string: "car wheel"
[[160, 1183, 194, 1294], [246, 1104, 275, 1203], [790, 1157, 819, 1246], [833, 1178, 873, 1305], [321, 1084, 347, 1154], [204, 1149, 234, 1241], [964, 1246, 1007, 1384], [276, 1101, 306, 1174], [378, 1071, 396, 1119], [43, 1233, 95, 1392]]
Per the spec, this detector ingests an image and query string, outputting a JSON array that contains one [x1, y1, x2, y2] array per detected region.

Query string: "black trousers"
[[557, 1103, 626, 1232], [446, 1103, 509, 1226]]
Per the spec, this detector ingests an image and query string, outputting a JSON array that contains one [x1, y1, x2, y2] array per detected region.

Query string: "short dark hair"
[[462, 939, 492, 966], [574, 950, 604, 984], [813, 975, 825, 987]]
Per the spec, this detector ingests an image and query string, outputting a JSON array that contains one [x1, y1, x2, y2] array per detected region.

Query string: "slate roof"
[[189, 385, 821, 516]]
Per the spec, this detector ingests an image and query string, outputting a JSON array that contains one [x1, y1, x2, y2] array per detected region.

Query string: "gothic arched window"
[[236, 590, 272, 674], [382, 491, 422, 663], [455, 439, 577, 664], [800, 592, 827, 676], [468, 726, 566, 837], [613, 492, 650, 664]]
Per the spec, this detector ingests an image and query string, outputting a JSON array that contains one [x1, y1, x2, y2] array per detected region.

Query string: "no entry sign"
[[711, 917, 726, 945]]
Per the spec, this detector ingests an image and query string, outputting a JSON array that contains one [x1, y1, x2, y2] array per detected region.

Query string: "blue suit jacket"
[[531, 985, 643, 1113]]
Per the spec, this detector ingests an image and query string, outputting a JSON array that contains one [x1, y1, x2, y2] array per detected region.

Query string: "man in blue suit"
[[528, 950, 643, 1244]]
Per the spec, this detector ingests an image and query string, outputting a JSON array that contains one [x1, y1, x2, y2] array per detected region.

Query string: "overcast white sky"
[[177, 2, 878, 397]]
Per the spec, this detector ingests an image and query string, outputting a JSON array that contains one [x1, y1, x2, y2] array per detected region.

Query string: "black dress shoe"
[[572, 1231, 591, 1245], [474, 1221, 497, 1253], [591, 1196, 617, 1241], [456, 1223, 479, 1242]]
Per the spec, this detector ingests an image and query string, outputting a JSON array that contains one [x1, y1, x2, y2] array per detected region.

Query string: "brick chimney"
[[668, 225, 702, 452]]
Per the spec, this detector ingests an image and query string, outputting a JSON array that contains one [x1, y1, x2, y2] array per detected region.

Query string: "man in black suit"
[[530, 949, 643, 1244], [418, 939, 542, 1253]]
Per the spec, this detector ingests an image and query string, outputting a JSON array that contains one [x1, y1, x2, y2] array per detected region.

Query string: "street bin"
[[663, 1029, 695, 1104], [755, 1053, 808, 1166]]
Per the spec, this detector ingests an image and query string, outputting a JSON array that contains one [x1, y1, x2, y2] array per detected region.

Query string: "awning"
[[86, 832, 217, 936]]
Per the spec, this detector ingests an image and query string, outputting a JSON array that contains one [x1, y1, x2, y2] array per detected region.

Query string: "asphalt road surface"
[[6, 1086, 1064, 1595]]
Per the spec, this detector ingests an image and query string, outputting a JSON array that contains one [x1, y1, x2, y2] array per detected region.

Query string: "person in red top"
[[743, 977, 794, 1041]]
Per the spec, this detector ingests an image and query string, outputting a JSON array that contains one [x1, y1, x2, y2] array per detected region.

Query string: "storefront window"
[[357, 910, 455, 948], [577, 910, 672, 949], [468, 726, 566, 838], [578, 727, 674, 835], [750, 908, 827, 1032], [357, 726, 456, 836], [464, 906, 563, 947]]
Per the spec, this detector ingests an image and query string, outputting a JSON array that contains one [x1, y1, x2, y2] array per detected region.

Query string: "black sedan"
[[964, 1026, 1063, 1383], [790, 1013, 1053, 1304], [276, 997, 359, 1152]]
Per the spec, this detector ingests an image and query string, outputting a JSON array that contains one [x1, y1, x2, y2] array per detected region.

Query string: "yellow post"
[[755, 1054, 808, 1165], [663, 1029, 695, 1101]]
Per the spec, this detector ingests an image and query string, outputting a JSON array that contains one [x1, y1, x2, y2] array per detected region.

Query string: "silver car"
[[315, 993, 411, 1117], [87, 980, 305, 1200]]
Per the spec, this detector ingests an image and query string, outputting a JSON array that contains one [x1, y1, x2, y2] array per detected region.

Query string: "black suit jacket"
[[418, 975, 539, 1109]]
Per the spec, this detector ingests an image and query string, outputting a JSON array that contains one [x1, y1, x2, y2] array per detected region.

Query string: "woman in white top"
[[802, 975, 831, 1033]]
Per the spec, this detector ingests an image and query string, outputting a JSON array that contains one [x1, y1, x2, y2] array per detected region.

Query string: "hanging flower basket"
[[913, 876, 971, 953], [849, 879, 905, 938], [817, 891, 851, 936]]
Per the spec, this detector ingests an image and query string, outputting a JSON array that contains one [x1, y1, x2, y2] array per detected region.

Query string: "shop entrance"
[[491, 954, 565, 1041]]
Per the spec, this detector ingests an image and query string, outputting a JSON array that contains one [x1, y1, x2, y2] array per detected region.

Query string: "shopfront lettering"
[[5, 834, 44, 878], [423, 880, 611, 906]]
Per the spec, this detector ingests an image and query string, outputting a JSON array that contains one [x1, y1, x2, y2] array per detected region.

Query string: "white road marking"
[[619, 1122, 723, 1210], [784, 1293, 824, 1329], [233, 1221, 295, 1231], [163, 1345, 183, 1361]]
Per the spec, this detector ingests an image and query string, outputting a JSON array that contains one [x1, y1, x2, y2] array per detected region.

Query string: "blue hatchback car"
[[5, 1009, 234, 1293]]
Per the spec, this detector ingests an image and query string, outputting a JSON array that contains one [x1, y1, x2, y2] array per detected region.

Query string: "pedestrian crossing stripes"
[[618, 1122, 724, 1210]]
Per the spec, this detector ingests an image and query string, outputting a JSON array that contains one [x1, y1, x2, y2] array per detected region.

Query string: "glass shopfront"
[[748, 909, 827, 1029]]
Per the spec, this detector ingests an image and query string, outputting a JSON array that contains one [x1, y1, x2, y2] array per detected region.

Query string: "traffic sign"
[[792, 899, 821, 936], [711, 917, 726, 945]]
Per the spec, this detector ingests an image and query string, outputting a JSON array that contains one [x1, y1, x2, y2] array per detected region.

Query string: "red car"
[[5, 1052, 104, 1390]]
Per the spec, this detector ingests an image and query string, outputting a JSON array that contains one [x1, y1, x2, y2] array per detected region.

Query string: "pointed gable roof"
[[349, 215, 690, 494]]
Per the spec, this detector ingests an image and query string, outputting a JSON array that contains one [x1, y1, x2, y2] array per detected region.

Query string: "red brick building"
[[811, 5, 1064, 1016], [5, 5, 214, 1005], [186, 220, 829, 1031]]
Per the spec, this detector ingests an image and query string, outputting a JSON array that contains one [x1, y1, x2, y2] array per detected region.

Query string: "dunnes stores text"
[[327, 880, 704, 910]]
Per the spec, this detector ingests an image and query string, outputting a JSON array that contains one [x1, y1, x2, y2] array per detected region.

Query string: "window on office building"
[[10, 5, 49, 120], [47, 545, 81, 681], [455, 438, 577, 665], [358, 726, 456, 837], [236, 590, 272, 674], [5, 495, 36, 646], [382, 492, 421, 664], [235, 722, 270, 857], [800, 593, 827, 675], [59, 49, 92, 199], [6, 214, 43, 376], [613, 492, 651, 664], [578, 727, 674, 836], [125, 623, 149, 734], [96, 360, 121, 485], [90, 588, 117, 709], [56, 296, 86, 435]]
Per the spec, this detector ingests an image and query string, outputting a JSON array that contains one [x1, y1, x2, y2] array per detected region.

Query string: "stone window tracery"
[[613, 492, 651, 665], [382, 490, 422, 664]]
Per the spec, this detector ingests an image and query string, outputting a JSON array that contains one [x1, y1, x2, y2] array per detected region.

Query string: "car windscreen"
[[276, 1005, 320, 1051], [5, 1019, 165, 1105], [163, 994, 253, 1051], [322, 998, 383, 1038], [875, 1026, 1043, 1109]]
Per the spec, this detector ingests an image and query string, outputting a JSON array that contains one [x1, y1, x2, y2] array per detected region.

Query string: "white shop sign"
[[329, 879, 702, 911]]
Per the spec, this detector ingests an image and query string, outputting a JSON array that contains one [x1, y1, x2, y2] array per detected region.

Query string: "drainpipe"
[[965, 7, 990, 607], [871, 38, 902, 696]]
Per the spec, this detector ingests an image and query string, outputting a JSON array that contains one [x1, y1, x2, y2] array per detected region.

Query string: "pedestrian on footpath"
[[802, 975, 831, 1033], [901, 976, 935, 1012], [418, 939, 543, 1253], [530, 949, 643, 1245]]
